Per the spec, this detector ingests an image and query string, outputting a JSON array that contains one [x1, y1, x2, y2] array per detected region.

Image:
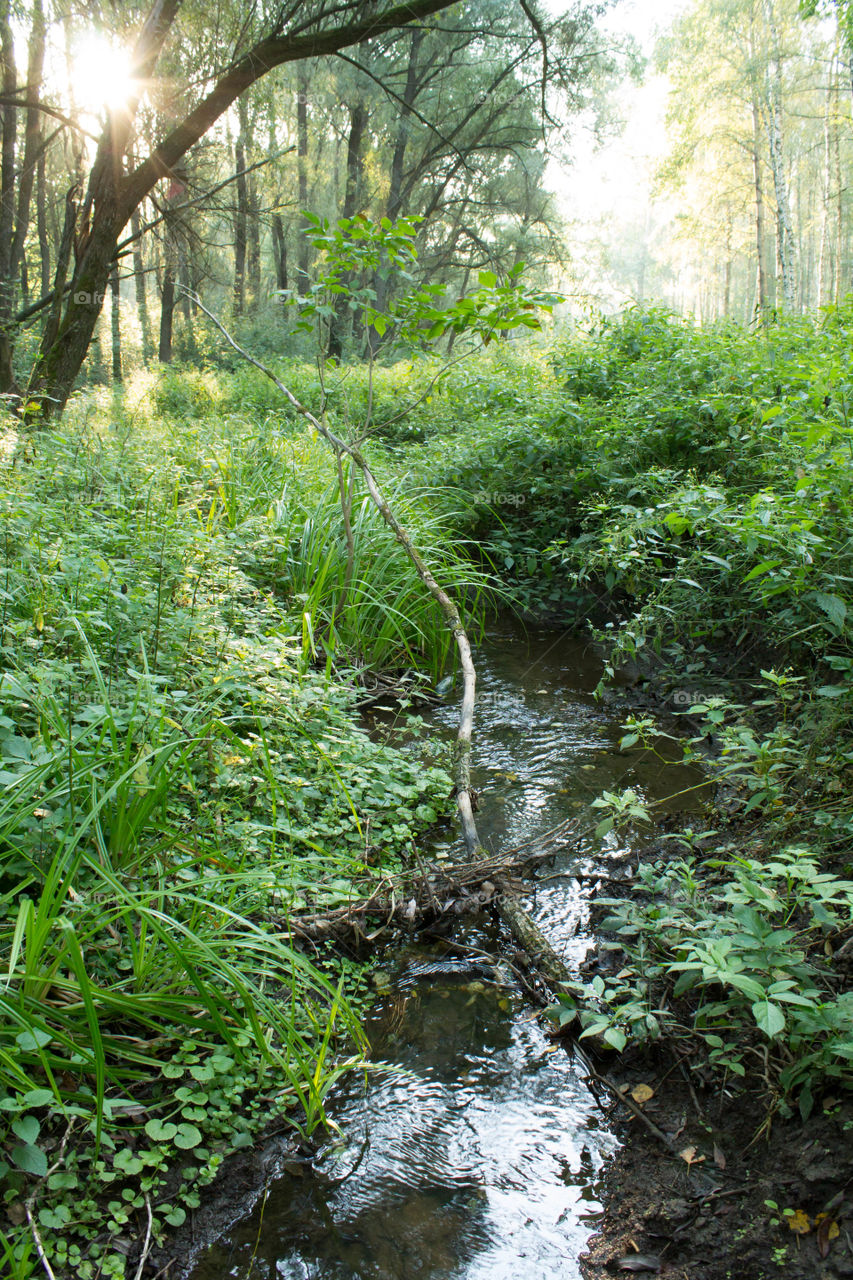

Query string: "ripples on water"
[[189, 620, 704, 1280]]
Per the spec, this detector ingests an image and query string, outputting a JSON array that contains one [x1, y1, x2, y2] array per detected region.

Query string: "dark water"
[[188, 621, 704, 1280]]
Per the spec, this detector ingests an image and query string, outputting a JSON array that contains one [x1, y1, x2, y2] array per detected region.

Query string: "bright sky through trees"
[[549, 0, 688, 308]]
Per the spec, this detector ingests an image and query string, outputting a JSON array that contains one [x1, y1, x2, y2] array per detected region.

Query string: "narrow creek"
[[188, 620, 704, 1280]]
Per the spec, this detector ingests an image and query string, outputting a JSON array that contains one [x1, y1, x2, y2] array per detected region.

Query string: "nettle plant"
[[549, 845, 853, 1115]]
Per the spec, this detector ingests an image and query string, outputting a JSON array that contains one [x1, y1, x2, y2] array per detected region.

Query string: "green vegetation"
[[0, 389, 459, 1277], [6, 299, 853, 1271], [437, 306, 853, 1116]]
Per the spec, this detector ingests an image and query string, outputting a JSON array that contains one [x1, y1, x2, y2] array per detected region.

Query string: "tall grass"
[[269, 461, 493, 677], [0, 380, 456, 1276]]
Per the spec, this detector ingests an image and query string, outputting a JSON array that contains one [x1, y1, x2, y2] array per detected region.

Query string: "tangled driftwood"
[[281, 816, 586, 984]]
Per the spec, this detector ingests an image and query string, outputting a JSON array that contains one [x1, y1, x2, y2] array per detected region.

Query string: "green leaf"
[[11, 1115, 40, 1145], [144, 1119, 178, 1143], [603, 1027, 627, 1051], [11, 1142, 47, 1177], [752, 1000, 786, 1038], [816, 591, 847, 631], [16, 1028, 52, 1051], [743, 559, 782, 583], [21, 1089, 55, 1108], [174, 1123, 202, 1149]]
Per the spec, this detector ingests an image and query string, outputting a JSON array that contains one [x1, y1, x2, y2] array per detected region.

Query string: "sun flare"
[[69, 32, 136, 116]]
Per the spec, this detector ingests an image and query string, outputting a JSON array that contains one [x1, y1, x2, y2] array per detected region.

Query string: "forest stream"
[[187, 620, 705, 1280]]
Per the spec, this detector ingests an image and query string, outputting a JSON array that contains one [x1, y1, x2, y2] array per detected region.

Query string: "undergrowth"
[[8, 303, 853, 1272], [0, 391, 460, 1277]]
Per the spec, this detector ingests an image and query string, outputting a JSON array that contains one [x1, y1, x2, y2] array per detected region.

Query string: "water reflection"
[[191, 979, 612, 1280]]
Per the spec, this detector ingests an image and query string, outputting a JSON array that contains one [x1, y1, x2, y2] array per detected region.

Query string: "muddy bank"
[[579, 1049, 853, 1280]]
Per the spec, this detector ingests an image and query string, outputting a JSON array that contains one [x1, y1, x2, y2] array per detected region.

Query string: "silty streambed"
[[188, 621, 705, 1280]]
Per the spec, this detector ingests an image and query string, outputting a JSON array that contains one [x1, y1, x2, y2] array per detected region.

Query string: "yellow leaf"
[[787, 1210, 811, 1236], [814, 1214, 839, 1240], [678, 1146, 705, 1167], [34, 608, 44, 633], [631, 1083, 654, 1105]]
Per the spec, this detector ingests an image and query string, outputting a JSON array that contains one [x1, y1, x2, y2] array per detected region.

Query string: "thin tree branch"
[[185, 287, 483, 856], [121, 0, 468, 217]]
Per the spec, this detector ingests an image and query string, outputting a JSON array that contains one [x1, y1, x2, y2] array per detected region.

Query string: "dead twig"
[[133, 1193, 153, 1280]]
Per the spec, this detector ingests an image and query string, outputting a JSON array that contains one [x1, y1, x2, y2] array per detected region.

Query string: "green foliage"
[[0, 386, 455, 1272], [549, 846, 853, 1115], [287, 213, 557, 355]]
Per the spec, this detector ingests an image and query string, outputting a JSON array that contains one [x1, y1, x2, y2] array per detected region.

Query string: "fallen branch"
[[188, 292, 482, 856], [133, 1194, 153, 1280], [281, 823, 583, 941]]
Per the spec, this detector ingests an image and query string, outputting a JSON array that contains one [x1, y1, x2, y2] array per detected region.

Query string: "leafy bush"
[[549, 846, 853, 1117]]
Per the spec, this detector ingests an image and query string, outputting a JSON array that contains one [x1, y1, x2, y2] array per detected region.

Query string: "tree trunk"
[[834, 63, 844, 303], [723, 214, 732, 317], [37, 150, 50, 298], [130, 207, 154, 360], [110, 263, 122, 382], [296, 64, 311, 286], [0, 0, 18, 393], [247, 171, 261, 312], [271, 213, 288, 295], [328, 99, 368, 359], [158, 223, 177, 363], [761, 0, 797, 310], [387, 28, 423, 221], [178, 238, 196, 356], [371, 26, 424, 335], [233, 119, 248, 318], [818, 54, 835, 306], [751, 100, 769, 319]]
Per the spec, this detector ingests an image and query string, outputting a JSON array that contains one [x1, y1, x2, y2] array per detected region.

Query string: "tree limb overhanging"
[[187, 297, 580, 1005], [21, 0, 474, 417], [185, 289, 483, 858]]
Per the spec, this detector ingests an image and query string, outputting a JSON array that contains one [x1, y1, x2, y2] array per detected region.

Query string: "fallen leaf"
[[713, 1142, 726, 1170], [6, 1201, 25, 1227], [787, 1209, 811, 1236], [631, 1083, 654, 1105], [678, 1146, 706, 1167], [816, 1214, 840, 1258], [617, 1255, 662, 1274]]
